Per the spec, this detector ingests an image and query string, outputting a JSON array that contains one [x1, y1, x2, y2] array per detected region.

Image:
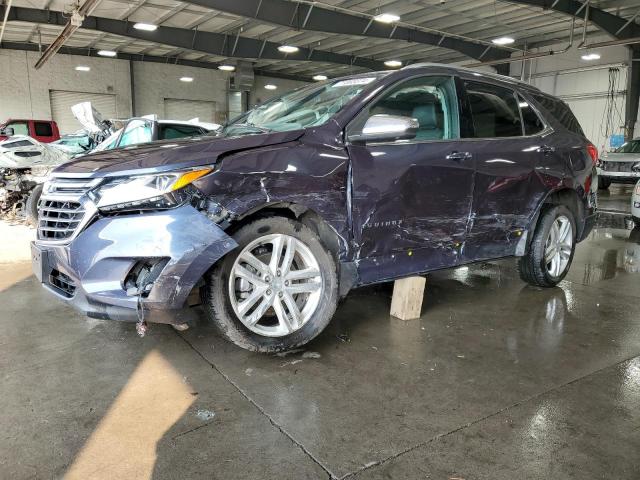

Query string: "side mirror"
[[348, 114, 419, 144], [0, 127, 15, 137]]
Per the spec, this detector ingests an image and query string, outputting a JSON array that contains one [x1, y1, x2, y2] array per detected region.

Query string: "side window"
[[34, 122, 53, 137], [118, 119, 153, 147], [464, 81, 522, 138], [518, 95, 545, 135], [159, 124, 204, 140], [348, 76, 459, 141], [7, 122, 29, 136]]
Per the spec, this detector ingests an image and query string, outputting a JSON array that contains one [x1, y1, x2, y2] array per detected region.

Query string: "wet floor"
[[1, 185, 639, 479]]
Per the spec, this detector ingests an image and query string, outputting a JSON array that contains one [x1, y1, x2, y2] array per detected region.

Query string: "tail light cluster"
[[586, 143, 599, 166]]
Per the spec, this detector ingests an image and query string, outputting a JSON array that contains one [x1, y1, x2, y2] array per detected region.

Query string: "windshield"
[[222, 75, 384, 136], [615, 140, 640, 154]]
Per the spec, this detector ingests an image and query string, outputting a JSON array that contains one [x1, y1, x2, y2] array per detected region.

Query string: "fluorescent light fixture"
[[374, 13, 400, 23], [518, 102, 529, 108], [313, 74, 328, 81], [264, 84, 277, 90], [278, 45, 299, 53], [180, 76, 194, 82], [75, 65, 90, 72], [492, 36, 515, 45], [384, 60, 402, 68], [133, 23, 158, 31], [218, 65, 235, 71], [581, 52, 601, 61], [97, 50, 117, 57]]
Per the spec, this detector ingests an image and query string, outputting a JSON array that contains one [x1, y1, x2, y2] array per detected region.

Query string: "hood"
[[603, 152, 640, 162], [0, 136, 70, 169], [53, 129, 305, 177]]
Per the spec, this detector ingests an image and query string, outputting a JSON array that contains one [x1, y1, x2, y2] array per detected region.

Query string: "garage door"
[[164, 98, 216, 123], [50, 91, 117, 135]]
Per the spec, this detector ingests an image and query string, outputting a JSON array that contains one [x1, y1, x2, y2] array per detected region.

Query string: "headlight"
[[632, 162, 640, 172], [92, 168, 212, 213]]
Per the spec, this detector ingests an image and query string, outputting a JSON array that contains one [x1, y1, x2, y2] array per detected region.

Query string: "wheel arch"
[[528, 187, 584, 245]]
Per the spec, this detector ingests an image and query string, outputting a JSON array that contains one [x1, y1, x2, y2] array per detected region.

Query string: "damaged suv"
[[32, 64, 597, 352]]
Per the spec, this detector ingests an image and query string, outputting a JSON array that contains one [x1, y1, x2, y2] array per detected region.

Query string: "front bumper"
[[32, 204, 237, 324], [596, 167, 640, 181]]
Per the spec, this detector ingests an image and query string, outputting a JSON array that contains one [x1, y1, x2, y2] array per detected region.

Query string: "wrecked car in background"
[[0, 135, 70, 220], [32, 64, 597, 352], [597, 137, 640, 189]]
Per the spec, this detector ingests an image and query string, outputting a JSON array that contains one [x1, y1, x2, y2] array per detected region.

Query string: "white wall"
[[0, 49, 131, 122], [508, 38, 639, 152], [132, 62, 231, 123]]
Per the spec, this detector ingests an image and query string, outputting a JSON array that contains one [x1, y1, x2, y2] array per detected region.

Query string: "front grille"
[[37, 177, 101, 242], [38, 200, 86, 240], [601, 161, 635, 173], [49, 269, 76, 297]]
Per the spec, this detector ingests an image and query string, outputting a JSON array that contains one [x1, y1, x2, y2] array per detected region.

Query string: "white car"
[[597, 137, 640, 189], [632, 180, 640, 225]]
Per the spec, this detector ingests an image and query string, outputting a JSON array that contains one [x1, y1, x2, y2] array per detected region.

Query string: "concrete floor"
[[1, 186, 639, 479]]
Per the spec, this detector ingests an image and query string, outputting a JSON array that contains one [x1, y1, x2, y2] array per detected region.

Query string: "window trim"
[[456, 78, 553, 142], [344, 74, 462, 147]]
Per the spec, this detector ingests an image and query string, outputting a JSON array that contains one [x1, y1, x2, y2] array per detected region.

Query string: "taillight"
[[586, 143, 598, 165]]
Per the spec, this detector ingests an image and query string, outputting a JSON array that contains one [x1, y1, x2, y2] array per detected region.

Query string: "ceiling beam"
[[178, 0, 513, 62], [7, 6, 388, 70], [503, 0, 640, 39], [0, 40, 314, 82]]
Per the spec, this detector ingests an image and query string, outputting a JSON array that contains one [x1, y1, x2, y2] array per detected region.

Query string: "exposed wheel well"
[[227, 203, 344, 261], [538, 188, 584, 238]]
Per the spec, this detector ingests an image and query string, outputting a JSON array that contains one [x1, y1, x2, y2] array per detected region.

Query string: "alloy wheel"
[[228, 234, 323, 337], [544, 215, 573, 277]]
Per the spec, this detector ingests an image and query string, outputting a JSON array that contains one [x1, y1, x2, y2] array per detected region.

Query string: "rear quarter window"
[[529, 92, 584, 136]]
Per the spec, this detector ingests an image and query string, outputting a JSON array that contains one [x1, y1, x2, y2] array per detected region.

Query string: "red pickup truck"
[[0, 119, 60, 143]]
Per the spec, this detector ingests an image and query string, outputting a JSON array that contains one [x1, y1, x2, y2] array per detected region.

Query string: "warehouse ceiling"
[[1, 0, 640, 79]]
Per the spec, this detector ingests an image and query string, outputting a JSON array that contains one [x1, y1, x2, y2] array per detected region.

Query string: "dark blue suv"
[[32, 64, 598, 352]]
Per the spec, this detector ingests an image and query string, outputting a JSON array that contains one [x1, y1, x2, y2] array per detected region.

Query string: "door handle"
[[537, 145, 555, 154], [446, 151, 472, 161]]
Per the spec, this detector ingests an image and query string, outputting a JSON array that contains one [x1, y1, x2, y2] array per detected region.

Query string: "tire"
[[598, 176, 611, 190], [518, 205, 576, 288], [202, 217, 339, 353], [26, 184, 43, 225]]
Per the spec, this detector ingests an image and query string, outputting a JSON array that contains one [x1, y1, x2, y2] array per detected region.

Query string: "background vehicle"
[[0, 119, 60, 143], [51, 132, 92, 156], [33, 65, 597, 352], [633, 180, 640, 225], [0, 135, 70, 219], [597, 137, 640, 189]]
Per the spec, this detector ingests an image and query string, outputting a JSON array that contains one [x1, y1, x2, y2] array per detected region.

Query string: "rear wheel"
[[202, 217, 338, 352], [598, 176, 611, 190], [518, 205, 576, 287]]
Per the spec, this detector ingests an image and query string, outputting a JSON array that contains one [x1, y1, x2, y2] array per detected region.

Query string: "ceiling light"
[[75, 66, 90, 72], [278, 45, 299, 53], [180, 76, 193, 82], [581, 52, 601, 61], [133, 23, 158, 31], [492, 37, 515, 45], [374, 13, 400, 23], [97, 50, 117, 57], [313, 74, 328, 81], [264, 84, 277, 90], [384, 60, 402, 68], [218, 65, 235, 71]]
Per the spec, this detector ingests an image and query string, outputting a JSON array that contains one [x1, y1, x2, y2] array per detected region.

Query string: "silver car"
[[597, 138, 640, 189], [632, 180, 640, 224]]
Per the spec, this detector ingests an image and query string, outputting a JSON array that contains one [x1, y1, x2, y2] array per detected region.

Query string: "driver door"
[[346, 75, 476, 283]]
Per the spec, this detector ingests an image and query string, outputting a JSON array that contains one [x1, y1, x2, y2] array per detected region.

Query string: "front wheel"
[[518, 205, 576, 287], [202, 217, 338, 352], [26, 184, 43, 225]]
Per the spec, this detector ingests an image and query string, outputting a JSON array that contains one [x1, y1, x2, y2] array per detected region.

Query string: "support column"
[[624, 46, 640, 141]]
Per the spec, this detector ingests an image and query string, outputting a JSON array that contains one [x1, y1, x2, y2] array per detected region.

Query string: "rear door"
[[347, 75, 476, 283], [458, 79, 550, 261]]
